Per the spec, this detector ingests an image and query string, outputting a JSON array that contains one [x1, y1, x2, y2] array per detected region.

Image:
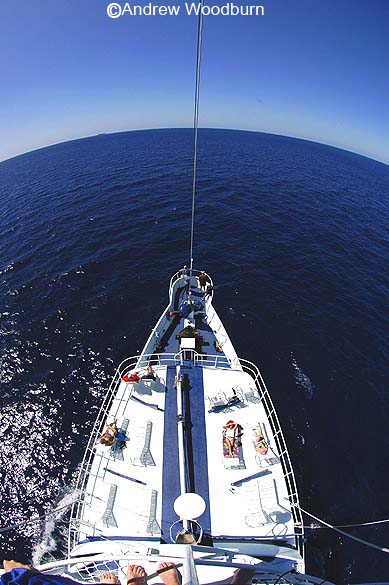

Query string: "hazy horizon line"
[[1, 126, 388, 167]]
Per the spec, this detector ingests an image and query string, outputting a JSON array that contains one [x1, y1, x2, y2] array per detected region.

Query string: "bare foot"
[[126, 565, 147, 584], [99, 572, 120, 584], [3, 560, 32, 573], [231, 567, 254, 584], [157, 562, 181, 585]]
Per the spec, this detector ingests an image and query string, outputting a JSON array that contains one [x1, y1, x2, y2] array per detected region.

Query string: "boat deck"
[[77, 363, 296, 550], [156, 286, 227, 359]]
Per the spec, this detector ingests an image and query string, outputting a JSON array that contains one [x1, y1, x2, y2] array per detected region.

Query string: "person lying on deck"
[[99, 419, 118, 446], [223, 420, 243, 457], [252, 422, 268, 455]]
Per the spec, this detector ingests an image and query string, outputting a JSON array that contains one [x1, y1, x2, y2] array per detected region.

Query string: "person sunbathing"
[[252, 422, 268, 455], [223, 420, 243, 457], [99, 419, 118, 446]]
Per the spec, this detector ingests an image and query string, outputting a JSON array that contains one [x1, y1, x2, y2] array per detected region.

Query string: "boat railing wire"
[[69, 351, 304, 559], [32, 552, 333, 585], [236, 356, 305, 559], [169, 269, 214, 292]]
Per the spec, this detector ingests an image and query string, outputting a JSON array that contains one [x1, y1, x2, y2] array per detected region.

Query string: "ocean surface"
[[0, 129, 388, 584]]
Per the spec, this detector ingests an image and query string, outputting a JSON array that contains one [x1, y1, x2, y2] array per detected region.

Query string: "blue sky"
[[1, 0, 388, 163]]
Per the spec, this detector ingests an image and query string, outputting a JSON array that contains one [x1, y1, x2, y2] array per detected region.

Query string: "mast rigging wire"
[[303, 517, 389, 529], [289, 501, 389, 555], [189, 0, 205, 276], [2, 500, 389, 537]]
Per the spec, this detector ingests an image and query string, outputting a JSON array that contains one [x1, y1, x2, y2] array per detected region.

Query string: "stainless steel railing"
[[169, 269, 214, 296], [33, 552, 333, 585], [68, 351, 303, 559], [236, 356, 304, 558]]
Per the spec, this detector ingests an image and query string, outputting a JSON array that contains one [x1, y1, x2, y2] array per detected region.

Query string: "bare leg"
[[226, 437, 234, 457], [99, 572, 120, 584], [126, 565, 147, 584], [231, 567, 254, 584], [256, 423, 264, 441], [3, 560, 32, 572], [157, 562, 181, 585]]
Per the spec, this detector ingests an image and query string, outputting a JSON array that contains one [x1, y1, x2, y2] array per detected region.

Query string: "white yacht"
[[0, 5, 354, 584], [30, 269, 334, 585]]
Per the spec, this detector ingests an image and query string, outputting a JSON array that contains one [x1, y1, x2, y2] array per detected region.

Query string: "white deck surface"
[[78, 363, 296, 549], [202, 367, 295, 541], [80, 368, 167, 540]]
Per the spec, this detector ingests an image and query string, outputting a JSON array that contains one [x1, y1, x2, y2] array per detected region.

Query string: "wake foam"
[[31, 489, 80, 566]]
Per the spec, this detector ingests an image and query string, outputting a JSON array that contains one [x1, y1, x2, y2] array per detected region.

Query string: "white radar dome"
[[173, 493, 206, 520]]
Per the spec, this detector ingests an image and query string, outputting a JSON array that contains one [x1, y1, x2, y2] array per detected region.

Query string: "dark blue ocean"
[[0, 129, 388, 584]]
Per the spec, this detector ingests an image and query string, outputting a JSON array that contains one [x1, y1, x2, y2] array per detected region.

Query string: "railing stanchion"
[[69, 351, 304, 560]]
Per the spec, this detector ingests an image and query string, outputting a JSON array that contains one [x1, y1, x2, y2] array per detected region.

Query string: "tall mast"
[[189, 0, 205, 277]]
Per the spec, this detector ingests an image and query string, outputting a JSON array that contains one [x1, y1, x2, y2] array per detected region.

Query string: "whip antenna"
[[189, 0, 205, 276]]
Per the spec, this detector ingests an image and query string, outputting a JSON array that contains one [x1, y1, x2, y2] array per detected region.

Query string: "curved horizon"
[[1, 1, 388, 168], [1, 126, 388, 168]]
